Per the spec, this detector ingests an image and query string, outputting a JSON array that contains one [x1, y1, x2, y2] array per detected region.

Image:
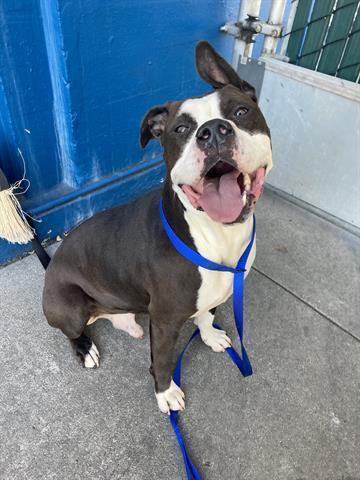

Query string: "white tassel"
[[0, 183, 34, 244], [0, 149, 35, 244]]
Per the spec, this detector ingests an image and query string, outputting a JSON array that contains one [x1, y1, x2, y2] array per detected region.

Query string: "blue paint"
[[39, 0, 78, 187], [0, 0, 238, 264], [28, 154, 164, 216], [0, 157, 165, 265], [0, 0, 64, 197], [0, 76, 17, 172]]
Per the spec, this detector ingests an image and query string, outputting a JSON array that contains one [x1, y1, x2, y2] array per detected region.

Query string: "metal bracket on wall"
[[221, 0, 288, 66], [221, 15, 283, 44]]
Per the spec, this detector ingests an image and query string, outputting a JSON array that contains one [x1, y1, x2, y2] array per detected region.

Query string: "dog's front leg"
[[150, 316, 186, 414], [194, 310, 232, 352]]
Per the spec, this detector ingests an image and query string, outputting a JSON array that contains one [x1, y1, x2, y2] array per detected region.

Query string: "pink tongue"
[[198, 171, 244, 223]]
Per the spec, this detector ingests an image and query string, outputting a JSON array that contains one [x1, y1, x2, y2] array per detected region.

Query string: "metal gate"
[[287, 0, 360, 82], [222, 0, 360, 229]]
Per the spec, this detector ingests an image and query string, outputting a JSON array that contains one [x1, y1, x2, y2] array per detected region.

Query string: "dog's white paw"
[[84, 342, 100, 368], [127, 323, 144, 339], [200, 325, 231, 352], [156, 380, 185, 414]]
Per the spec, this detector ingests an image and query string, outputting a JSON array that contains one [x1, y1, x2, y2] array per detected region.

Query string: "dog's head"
[[140, 41, 272, 224]]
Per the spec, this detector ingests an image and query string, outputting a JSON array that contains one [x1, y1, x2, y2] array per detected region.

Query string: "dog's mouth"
[[181, 161, 266, 223]]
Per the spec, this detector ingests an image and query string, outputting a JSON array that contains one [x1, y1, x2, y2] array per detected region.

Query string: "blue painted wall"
[[0, 0, 239, 264]]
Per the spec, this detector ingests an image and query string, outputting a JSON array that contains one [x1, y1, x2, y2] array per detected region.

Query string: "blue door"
[[0, 0, 237, 264]]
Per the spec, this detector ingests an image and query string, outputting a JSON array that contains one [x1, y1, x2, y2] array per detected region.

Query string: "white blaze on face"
[[170, 92, 222, 187]]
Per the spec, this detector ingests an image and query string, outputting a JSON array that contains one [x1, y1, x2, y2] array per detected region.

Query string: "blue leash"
[[160, 201, 255, 479]]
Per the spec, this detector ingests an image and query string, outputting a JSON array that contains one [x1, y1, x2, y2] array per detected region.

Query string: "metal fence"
[[285, 0, 360, 82]]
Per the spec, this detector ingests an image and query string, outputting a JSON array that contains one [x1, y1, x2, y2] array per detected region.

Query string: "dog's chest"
[[184, 212, 256, 317]]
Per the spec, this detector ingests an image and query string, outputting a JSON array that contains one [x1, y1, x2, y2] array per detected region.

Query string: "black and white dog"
[[42, 41, 272, 414]]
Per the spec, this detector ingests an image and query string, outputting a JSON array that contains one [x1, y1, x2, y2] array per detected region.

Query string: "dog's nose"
[[196, 119, 234, 148]]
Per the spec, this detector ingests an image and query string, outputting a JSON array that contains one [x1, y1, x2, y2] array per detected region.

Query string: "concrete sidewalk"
[[0, 190, 359, 480]]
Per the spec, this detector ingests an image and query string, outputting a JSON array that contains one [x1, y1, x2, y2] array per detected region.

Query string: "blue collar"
[[160, 200, 256, 479]]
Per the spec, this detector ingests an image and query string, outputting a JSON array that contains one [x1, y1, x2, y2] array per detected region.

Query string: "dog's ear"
[[195, 41, 257, 102], [140, 105, 169, 148]]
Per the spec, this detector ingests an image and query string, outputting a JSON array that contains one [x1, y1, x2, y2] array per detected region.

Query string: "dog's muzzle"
[[196, 119, 234, 151]]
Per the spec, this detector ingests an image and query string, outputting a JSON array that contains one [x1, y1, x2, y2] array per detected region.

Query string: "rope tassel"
[[0, 168, 34, 244]]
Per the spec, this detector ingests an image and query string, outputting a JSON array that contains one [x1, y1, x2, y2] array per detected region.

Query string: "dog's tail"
[[30, 227, 51, 270]]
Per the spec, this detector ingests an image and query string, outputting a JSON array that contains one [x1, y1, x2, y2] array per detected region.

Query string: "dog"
[[42, 41, 272, 414]]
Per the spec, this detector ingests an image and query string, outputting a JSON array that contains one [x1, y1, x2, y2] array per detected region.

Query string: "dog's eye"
[[234, 107, 249, 117], [174, 125, 189, 134]]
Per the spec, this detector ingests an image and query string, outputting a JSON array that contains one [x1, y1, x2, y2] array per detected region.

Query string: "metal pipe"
[[232, 0, 262, 69], [279, 0, 299, 58], [262, 0, 287, 56]]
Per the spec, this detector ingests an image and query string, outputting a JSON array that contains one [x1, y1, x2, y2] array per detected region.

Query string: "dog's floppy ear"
[[140, 105, 169, 148], [195, 41, 257, 102]]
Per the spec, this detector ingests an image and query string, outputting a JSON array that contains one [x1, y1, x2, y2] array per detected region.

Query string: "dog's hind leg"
[[43, 284, 100, 368], [88, 313, 144, 339]]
